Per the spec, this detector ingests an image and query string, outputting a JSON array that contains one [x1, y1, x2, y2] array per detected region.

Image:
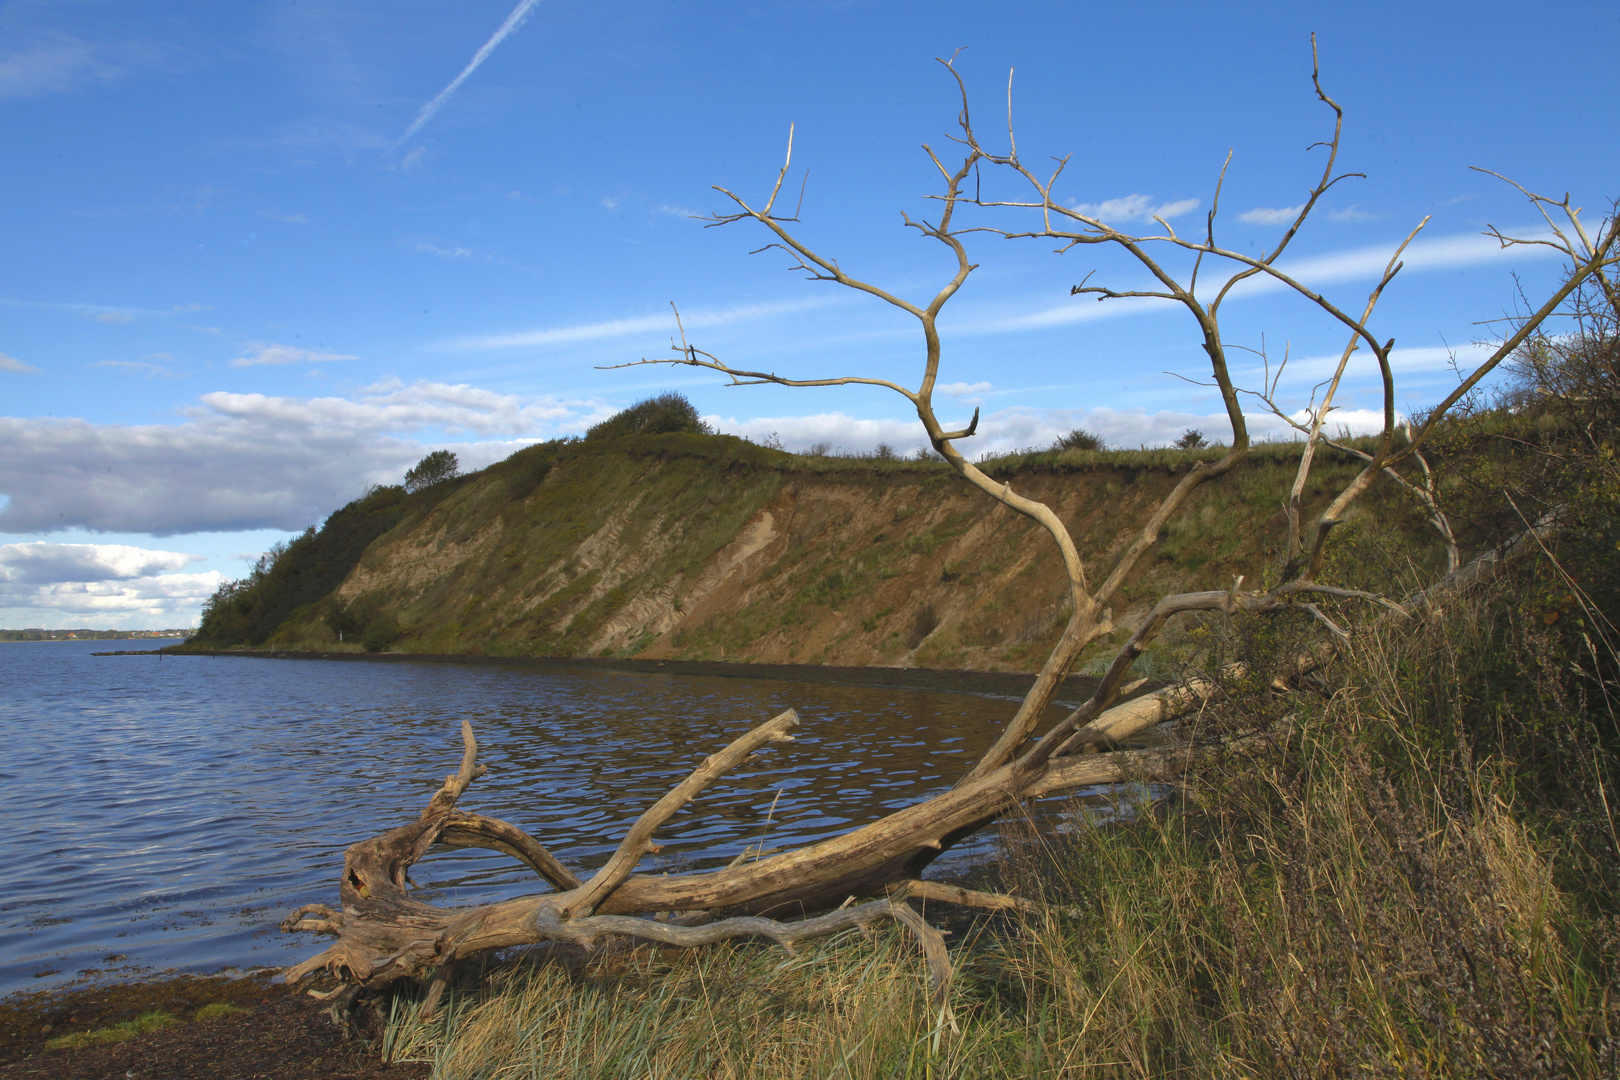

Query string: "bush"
[[1053, 428, 1105, 452], [1173, 428, 1207, 450], [405, 450, 459, 493], [586, 393, 712, 440], [362, 612, 402, 653]]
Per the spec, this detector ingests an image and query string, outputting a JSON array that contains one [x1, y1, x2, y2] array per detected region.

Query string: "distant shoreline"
[[144, 646, 1113, 702]]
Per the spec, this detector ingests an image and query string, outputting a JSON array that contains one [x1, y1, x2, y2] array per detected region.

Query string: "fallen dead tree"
[[284, 41, 1618, 1024]]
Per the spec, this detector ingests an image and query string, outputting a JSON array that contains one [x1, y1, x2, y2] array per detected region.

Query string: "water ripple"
[[0, 642, 1057, 994]]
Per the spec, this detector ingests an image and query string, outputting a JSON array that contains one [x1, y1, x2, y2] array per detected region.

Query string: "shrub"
[[1053, 428, 1105, 452], [1173, 428, 1207, 450], [362, 612, 402, 653], [586, 392, 712, 440]]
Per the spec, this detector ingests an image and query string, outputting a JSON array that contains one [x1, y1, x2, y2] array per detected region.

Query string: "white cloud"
[[1257, 230, 1559, 296], [958, 229, 1561, 336], [395, 0, 543, 147], [1233, 343, 1491, 390], [0, 543, 218, 629], [0, 381, 612, 535], [445, 297, 834, 351], [938, 381, 992, 396], [0, 29, 179, 100], [94, 311, 133, 324], [412, 242, 474, 259], [1069, 194, 1200, 223], [0, 542, 201, 584], [1238, 205, 1304, 226], [229, 342, 358, 367], [1, 570, 225, 625], [965, 294, 1179, 334], [257, 211, 307, 225], [1, 351, 39, 374], [708, 404, 1394, 460], [653, 204, 703, 218], [92, 359, 181, 379], [172, 302, 212, 312], [1329, 205, 1376, 222]]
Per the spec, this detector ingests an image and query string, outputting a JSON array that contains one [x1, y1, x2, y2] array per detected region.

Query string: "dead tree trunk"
[[283, 43, 1618, 1018]]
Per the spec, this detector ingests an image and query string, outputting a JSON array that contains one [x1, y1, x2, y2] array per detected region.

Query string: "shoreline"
[[108, 647, 1110, 702]]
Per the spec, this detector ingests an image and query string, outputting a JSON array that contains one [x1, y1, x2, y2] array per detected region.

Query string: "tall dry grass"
[[381, 562, 1619, 1079]]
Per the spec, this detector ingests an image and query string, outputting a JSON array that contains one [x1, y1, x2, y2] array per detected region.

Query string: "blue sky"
[[1, 0, 1615, 628]]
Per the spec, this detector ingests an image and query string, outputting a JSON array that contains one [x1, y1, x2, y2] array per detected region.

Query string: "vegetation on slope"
[[372, 326, 1620, 1078], [189, 404, 1449, 672]]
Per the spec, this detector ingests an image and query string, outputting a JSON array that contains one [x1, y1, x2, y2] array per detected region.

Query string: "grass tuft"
[[45, 1010, 178, 1050]]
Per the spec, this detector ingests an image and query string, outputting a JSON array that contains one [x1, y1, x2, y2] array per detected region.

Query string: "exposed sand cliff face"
[[263, 433, 1435, 672]]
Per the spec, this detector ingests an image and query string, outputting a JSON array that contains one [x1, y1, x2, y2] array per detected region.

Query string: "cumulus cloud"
[[1, 351, 39, 374], [0, 380, 612, 534], [707, 404, 1392, 460], [1069, 194, 1200, 223], [0, 542, 200, 584], [229, 342, 358, 367], [0, 542, 220, 628], [1238, 205, 1304, 226]]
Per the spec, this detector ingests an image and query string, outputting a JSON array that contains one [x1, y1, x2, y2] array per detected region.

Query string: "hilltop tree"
[[283, 45, 1619, 1025], [403, 449, 459, 492]]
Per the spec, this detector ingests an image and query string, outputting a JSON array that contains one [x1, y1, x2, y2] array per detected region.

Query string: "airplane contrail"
[[394, 0, 543, 149]]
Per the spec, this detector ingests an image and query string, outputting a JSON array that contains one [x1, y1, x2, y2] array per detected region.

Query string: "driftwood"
[[283, 696, 1203, 1020], [283, 47, 1617, 1022]]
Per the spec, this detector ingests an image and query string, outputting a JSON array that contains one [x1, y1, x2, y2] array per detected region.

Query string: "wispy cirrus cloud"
[[229, 342, 357, 367], [0, 28, 180, 100], [444, 297, 835, 351], [958, 229, 1560, 335], [1, 351, 39, 374], [92, 358, 183, 379], [395, 0, 544, 148]]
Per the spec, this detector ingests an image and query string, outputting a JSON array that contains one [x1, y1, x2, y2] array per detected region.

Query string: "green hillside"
[[186, 426, 1454, 673]]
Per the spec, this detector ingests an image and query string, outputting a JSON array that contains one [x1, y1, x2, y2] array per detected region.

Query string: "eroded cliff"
[[235, 432, 1439, 673]]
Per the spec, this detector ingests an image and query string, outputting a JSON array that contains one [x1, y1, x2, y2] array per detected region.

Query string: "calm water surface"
[[0, 642, 1067, 995]]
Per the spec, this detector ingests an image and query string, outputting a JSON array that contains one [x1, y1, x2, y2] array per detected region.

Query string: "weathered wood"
[[561, 709, 798, 917]]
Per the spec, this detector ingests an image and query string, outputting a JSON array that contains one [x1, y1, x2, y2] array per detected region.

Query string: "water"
[[0, 641, 1067, 995]]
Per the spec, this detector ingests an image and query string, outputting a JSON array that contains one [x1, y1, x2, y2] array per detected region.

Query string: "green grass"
[[45, 1010, 178, 1050]]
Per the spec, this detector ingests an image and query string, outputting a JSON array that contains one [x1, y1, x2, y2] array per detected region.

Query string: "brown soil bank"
[[185, 434, 1446, 672]]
